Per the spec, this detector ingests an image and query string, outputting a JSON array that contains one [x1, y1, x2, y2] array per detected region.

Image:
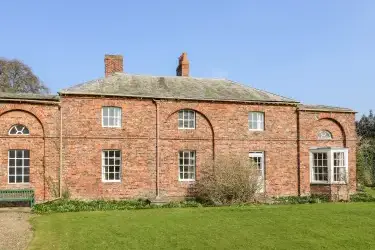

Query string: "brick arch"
[[164, 108, 215, 138], [305, 117, 347, 146], [317, 117, 347, 146], [164, 108, 215, 159], [0, 108, 45, 137]]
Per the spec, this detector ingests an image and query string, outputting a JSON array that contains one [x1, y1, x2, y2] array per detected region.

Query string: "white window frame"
[[310, 148, 348, 184], [8, 124, 30, 135], [249, 151, 265, 193], [8, 149, 30, 184], [102, 107, 122, 128], [248, 112, 264, 131], [178, 110, 196, 129], [102, 150, 122, 182], [178, 151, 196, 181], [318, 130, 333, 140]]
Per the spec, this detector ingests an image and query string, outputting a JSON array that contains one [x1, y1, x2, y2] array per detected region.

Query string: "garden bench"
[[0, 189, 35, 207]]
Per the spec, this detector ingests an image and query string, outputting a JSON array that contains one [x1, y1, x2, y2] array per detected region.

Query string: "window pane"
[[9, 167, 15, 175], [189, 120, 194, 128], [9, 159, 15, 167], [109, 108, 114, 116], [9, 150, 15, 158], [24, 150, 29, 158], [115, 173, 120, 180], [23, 176, 30, 183], [103, 107, 109, 116], [178, 111, 183, 119], [103, 117, 108, 126], [9, 176, 15, 183], [16, 167, 22, 175], [24, 159, 30, 167], [16, 159, 22, 166], [16, 151, 23, 158], [109, 173, 114, 180], [16, 176, 22, 183], [115, 151, 120, 158], [24, 167, 30, 175]]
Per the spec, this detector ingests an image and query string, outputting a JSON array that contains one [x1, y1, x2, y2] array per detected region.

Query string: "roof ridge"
[[114, 72, 227, 81]]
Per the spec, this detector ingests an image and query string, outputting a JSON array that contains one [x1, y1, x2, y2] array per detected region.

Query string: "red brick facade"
[[0, 95, 356, 202]]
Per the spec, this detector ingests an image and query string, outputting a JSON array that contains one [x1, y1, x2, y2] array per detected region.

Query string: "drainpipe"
[[59, 104, 63, 198], [296, 109, 301, 196], [152, 99, 160, 198]]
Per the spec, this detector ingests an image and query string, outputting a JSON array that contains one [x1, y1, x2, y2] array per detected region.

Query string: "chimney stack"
[[104, 54, 123, 77], [176, 52, 189, 77]]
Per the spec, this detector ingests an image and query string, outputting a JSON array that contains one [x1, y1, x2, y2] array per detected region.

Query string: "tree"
[[356, 110, 375, 186], [356, 110, 375, 138], [0, 58, 49, 94]]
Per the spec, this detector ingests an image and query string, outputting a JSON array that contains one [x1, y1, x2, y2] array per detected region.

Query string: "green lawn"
[[30, 203, 375, 250]]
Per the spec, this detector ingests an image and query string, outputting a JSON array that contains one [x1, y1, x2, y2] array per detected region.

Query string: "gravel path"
[[0, 208, 32, 250]]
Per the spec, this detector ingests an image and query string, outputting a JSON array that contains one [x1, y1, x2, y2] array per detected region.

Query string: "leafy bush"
[[161, 200, 203, 208], [274, 195, 330, 204], [32, 199, 153, 214], [194, 155, 260, 205], [350, 192, 375, 202]]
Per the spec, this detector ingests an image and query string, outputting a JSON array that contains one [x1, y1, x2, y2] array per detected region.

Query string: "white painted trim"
[[101, 150, 122, 182], [102, 106, 122, 128], [309, 148, 349, 184], [8, 149, 30, 184], [178, 110, 196, 129]]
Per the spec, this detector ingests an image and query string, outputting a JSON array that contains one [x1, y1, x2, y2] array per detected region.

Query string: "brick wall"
[[0, 96, 357, 202], [0, 102, 60, 202], [298, 111, 357, 196]]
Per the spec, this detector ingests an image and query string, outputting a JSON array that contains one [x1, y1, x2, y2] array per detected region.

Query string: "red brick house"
[[0, 53, 357, 202]]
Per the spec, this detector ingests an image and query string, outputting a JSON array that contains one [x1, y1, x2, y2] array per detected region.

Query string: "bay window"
[[310, 148, 348, 184]]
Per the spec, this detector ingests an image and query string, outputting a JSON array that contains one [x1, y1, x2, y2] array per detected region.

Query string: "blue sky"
[[1, 1, 374, 118]]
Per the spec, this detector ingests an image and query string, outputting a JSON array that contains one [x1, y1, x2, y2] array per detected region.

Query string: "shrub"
[[194, 155, 260, 205], [350, 192, 375, 202], [32, 199, 153, 214], [273, 195, 330, 204]]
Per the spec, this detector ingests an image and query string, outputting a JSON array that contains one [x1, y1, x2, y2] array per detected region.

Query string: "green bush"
[[273, 195, 330, 204], [32, 199, 154, 214], [350, 192, 375, 202], [32, 199, 207, 214]]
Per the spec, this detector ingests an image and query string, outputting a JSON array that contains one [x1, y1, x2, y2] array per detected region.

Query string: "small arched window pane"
[[9, 125, 30, 135], [318, 130, 332, 140]]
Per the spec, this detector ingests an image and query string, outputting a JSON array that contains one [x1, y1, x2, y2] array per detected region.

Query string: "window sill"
[[179, 179, 196, 183], [310, 182, 348, 185], [178, 128, 196, 130], [249, 129, 264, 132], [102, 180, 121, 183]]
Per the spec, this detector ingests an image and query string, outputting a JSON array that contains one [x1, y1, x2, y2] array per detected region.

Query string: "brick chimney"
[[176, 52, 189, 77], [104, 54, 123, 77]]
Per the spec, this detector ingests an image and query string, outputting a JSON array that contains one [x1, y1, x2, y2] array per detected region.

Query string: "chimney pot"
[[104, 54, 123, 77]]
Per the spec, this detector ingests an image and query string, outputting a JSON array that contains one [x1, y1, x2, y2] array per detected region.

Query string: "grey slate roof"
[[59, 73, 298, 103], [0, 92, 59, 101], [298, 104, 355, 113]]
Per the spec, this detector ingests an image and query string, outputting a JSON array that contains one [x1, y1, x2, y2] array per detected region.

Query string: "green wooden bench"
[[0, 189, 35, 207]]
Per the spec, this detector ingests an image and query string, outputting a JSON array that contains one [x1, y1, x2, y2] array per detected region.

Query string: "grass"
[[29, 203, 375, 250]]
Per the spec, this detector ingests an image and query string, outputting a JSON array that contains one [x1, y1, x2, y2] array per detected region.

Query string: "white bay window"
[[310, 148, 348, 184]]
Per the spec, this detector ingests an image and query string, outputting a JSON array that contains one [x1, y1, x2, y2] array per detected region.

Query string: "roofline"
[[0, 98, 60, 106], [297, 107, 356, 113], [58, 92, 300, 105]]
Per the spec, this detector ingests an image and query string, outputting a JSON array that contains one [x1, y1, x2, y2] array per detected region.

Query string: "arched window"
[[318, 130, 332, 140], [9, 124, 30, 135]]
